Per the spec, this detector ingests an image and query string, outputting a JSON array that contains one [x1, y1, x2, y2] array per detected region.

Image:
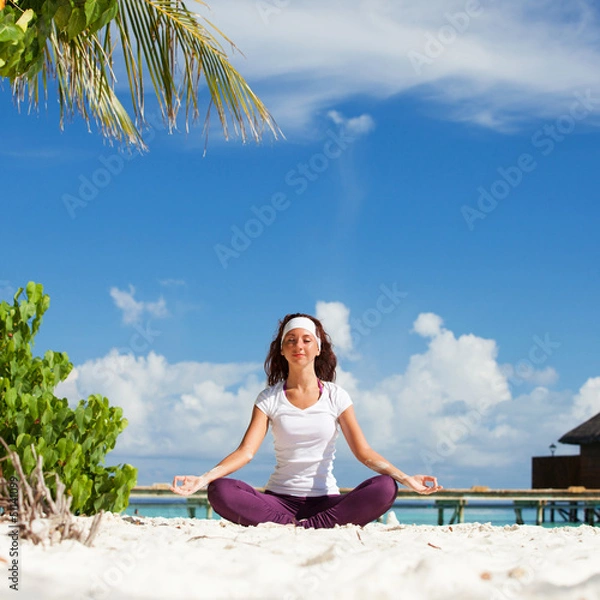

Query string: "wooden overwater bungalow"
[[531, 410, 600, 525]]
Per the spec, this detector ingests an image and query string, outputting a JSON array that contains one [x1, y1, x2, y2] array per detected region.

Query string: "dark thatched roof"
[[559, 411, 600, 445]]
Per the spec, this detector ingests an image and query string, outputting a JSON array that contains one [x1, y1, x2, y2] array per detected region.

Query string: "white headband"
[[281, 317, 321, 351]]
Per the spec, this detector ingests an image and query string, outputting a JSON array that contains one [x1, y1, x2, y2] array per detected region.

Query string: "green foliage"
[[0, 282, 137, 514], [0, 7, 41, 78], [0, 0, 118, 78]]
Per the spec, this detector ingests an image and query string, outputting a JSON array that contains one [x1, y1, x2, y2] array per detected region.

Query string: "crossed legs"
[[207, 475, 398, 529]]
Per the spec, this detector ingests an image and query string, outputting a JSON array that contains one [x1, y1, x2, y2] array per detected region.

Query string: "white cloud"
[[0, 147, 87, 162], [56, 351, 264, 458], [158, 279, 187, 288], [110, 285, 168, 325], [489, 386, 578, 460], [411, 312, 444, 338], [347, 312, 513, 466], [501, 364, 559, 387], [331, 310, 586, 483], [327, 110, 376, 137], [315, 300, 354, 357], [198, 0, 600, 134], [571, 376, 600, 421]]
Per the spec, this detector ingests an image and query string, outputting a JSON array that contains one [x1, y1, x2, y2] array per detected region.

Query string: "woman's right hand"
[[170, 475, 208, 496]]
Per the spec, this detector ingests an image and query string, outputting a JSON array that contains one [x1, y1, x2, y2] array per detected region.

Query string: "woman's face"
[[281, 327, 320, 365]]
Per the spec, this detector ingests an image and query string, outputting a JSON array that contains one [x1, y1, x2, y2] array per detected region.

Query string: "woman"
[[171, 313, 442, 528]]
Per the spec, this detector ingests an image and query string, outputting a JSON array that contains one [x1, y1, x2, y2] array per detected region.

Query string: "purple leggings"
[[207, 475, 398, 529]]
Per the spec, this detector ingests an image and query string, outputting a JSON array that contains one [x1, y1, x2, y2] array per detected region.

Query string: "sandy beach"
[[2, 513, 599, 600]]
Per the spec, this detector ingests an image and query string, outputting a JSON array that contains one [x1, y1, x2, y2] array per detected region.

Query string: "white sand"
[[2, 513, 600, 600]]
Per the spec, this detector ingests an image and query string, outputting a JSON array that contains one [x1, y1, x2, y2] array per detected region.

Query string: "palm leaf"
[[10, 0, 280, 149]]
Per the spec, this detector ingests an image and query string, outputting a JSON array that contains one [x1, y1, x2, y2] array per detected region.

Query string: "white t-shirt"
[[255, 381, 353, 497]]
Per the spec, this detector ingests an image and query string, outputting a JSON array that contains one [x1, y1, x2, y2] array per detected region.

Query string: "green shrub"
[[0, 0, 119, 79], [0, 281, 137, 514]]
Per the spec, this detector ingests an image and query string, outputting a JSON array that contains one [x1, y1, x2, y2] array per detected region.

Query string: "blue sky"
[[2, 0, 600, 491]]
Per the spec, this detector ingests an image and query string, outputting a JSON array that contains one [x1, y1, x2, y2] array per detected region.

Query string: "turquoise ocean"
[[123, 498, 589, 528]]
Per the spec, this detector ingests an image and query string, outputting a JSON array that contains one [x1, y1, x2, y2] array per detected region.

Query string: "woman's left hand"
[[170, 475, 208, 496], [402, 474, 443, 494]]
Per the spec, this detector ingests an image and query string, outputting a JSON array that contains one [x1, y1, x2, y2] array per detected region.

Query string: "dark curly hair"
[[264, 313, 337, 386]]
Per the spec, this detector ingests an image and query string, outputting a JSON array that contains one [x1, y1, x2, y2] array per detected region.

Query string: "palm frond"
[[10, 0, 280, 149], [12, 23, 143, 148], [116, 0, 280, 144]]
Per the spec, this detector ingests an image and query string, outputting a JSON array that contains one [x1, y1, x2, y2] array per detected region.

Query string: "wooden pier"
[[388, 488, 600, 526], [129, 484, 214, 519], [129, 485, 600, 526]]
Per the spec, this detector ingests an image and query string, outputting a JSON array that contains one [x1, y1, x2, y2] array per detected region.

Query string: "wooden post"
[[458, 500, 465, 524], [514, 507, 524, 525], [536, 501, 544, 526], [438, 505, 444, 526], [569, 502, 578, 522], [449, 506, 458, 525]]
